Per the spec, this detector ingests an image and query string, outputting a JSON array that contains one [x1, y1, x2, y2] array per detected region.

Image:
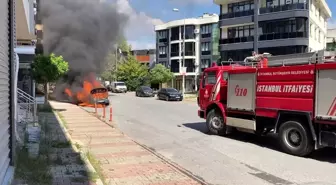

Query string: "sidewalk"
[[50, 101, 202, 185]]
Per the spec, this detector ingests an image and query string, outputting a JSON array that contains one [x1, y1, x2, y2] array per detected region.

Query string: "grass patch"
[[51, 141, 71, 148], [85, 151, 107, 184], [71, 177, 86, 182], [55, 111, 67, 128], [75, 156, 85, 165], [77, 170, 99, 182], [74, 143, 82, 150], [14, 147, 52, 185]]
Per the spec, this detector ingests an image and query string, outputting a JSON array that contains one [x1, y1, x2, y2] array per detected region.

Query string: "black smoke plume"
[[40, 0, 128, 100]]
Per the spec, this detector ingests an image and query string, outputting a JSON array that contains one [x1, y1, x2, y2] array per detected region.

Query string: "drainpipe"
[[253, 0, 259, 53], [9, 0, 16, 165]]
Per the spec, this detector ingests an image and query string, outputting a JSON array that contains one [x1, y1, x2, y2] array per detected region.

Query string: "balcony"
[[219, 10, 254, 27], [259, 3, 309, 21], [171, 67, 179, 73], [259, 3, 307, 14], [220, 36, 254, 44], [259, 32, 307, 41], [171, 36, 179, 41], [159, 38, 168, 43], [201, 33, 211, 38], [181, 35, 196, 40], [159, 54, 167, 58], [170, 52, 179, 57], [219, 36, 254, 51], [16, 0, 36, 41], [186, 67, 195, 73], [201, 51, 211, 55], [182, 51, 195, 56], [220, 10, 254, 19], [258, 32, 309, 48]]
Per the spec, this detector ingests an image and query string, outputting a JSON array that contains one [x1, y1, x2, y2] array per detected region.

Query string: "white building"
[[214, 0, 331, 61], [327, 28, 336, 51], [155, 13, 219, 92]]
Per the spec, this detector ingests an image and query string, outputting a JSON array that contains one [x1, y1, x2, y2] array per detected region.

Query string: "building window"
[[201, 42, 210, 51], [228, 25, 254, 38], [159, 46, 167, 55], [309, 24, 313, 37], [170, 43, 179, 57], [182, 25, 196, 40], [201, 59, 211, 71], [201, 24, 212, 34], [228, 1, 254, 13], [158, 31, 168, 39]]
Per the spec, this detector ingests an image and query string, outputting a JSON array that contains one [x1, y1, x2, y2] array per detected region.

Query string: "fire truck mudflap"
[[315, 63, 336, 148], [227, 68, 256, 132]]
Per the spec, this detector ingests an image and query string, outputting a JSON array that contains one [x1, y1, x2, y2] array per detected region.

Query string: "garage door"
[[0, 0, 11, 183]]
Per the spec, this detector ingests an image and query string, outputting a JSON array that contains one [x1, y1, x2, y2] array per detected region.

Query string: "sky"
[[110, 0, 336, 50]]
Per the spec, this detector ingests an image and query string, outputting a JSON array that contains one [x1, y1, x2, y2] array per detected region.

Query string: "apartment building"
[[0, 0, 15, 184], [155, 13, 219, 92], [327, 28, 336, 51], [131, 49, 156, 68], [15, 0, 36, 96], [214, 0, 331, 62]]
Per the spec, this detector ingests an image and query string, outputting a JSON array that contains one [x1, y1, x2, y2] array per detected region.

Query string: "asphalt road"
[[83, 92, 336, 185]]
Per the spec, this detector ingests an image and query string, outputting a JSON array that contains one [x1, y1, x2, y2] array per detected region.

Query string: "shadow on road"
[[183, 122, 336, 163]]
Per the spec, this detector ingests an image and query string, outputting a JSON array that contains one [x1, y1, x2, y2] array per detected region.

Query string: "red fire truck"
[[197, 51, 336, 156]]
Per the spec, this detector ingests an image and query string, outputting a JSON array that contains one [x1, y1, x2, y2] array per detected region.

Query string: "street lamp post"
[[173, 8, 185, 96]]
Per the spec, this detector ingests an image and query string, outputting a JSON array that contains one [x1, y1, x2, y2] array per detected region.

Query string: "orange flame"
[[64, 73, 108, 107]]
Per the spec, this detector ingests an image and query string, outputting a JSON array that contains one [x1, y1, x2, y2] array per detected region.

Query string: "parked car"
[[157, 88, 183, 101], [109, 81, 127, 93], [135, 86, 155, 97]]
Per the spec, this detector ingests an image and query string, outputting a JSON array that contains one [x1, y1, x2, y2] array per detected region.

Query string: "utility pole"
[[173, 8, 186, 96], [115, 47, 118, 81]]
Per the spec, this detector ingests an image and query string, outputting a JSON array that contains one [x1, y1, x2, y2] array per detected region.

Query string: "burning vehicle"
[[62, 72, 110, 107]]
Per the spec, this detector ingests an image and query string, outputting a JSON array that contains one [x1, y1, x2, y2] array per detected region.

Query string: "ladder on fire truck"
[[223, 50, 336, 68]]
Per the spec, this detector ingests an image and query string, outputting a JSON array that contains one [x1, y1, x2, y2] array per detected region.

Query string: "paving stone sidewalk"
[[50, 101, 202, 185]]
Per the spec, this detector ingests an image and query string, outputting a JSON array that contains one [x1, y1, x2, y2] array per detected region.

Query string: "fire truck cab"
[[197, 51, 336, 156]]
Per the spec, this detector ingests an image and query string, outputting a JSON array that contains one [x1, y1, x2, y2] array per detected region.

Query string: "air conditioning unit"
[[194, 29, 200, 34]]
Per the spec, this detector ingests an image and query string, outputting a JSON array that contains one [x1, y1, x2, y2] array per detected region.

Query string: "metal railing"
[[220, 9, 254, 19], [220, 51, 336, 69], [259, 3, 307, 14], [17, 88, 37, 123]]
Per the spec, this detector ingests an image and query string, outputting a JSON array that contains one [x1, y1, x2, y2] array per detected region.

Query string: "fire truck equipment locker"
[[315, 67, 336, 121], [227, 68, 257, 131]]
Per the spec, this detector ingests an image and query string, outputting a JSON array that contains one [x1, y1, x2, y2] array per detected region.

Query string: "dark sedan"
[[135, 86, 155, 97], [157, 88, 183, 101]]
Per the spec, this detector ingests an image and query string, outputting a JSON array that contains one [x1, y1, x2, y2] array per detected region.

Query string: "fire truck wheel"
[[206, 109, 226, 136], [279, 120, 313, 156]]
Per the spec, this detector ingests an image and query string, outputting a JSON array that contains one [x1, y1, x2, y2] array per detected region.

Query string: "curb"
[[51, 107, 104, 185]]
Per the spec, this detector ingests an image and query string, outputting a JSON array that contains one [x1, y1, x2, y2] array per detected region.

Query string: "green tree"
[[332, 38, 336, 51], [118, 37, 132, 55], [116, 55, 149, 91], [32, 53, 69, 104], [101, 38, 131, 82], [101, 52, 117, 82], [149, 64, 174, 86]]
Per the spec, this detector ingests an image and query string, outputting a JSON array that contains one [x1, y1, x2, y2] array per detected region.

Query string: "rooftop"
[[155, 13, 219, 31]]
